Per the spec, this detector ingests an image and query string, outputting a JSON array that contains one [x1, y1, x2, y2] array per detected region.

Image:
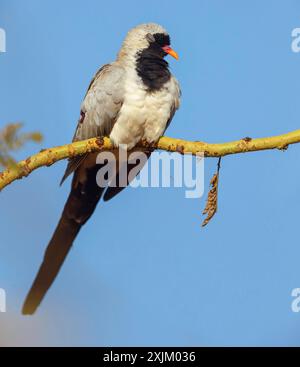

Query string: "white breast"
[[109, 69, 180, 149]]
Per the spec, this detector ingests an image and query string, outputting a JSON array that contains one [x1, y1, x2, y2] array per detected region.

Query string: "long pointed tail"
[[22, 160, 103, 315], [22, 212, 81, 314]]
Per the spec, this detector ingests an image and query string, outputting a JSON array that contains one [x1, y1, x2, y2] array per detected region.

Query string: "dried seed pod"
[[202, 158, 221, 227]]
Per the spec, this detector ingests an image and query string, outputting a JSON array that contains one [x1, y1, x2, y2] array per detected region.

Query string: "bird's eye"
[[152, 33, 171, 47], [146, 33, 155, 43]]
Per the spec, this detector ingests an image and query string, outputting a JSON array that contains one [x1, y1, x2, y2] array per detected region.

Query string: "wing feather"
[[61, 63, 125, 184]]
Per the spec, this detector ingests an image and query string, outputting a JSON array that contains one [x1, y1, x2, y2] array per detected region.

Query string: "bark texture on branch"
[[0, 129, 299, 191]]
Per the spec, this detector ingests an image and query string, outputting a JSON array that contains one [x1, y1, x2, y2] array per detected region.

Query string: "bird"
[[22, 23, 181, 315]]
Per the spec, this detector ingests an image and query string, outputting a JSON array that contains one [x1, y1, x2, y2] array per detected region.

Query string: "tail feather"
[[22, 158, 104, 315], [22, 150, 148, 314], [22, 214, 81, 315]]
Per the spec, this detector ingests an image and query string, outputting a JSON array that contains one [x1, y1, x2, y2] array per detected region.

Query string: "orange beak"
[[162, 45, 179, 60]]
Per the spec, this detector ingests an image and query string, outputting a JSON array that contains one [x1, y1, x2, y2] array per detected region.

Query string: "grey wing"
[[61, 63, 125, 184]]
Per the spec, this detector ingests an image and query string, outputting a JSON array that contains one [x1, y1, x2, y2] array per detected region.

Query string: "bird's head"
[[118, 23, 178, 63]]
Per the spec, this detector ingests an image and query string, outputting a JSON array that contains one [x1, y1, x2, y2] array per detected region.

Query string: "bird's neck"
[[135, 48, 171, 92]]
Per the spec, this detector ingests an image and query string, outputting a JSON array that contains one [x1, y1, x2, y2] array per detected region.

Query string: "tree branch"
[[1, 128, 300, 191]]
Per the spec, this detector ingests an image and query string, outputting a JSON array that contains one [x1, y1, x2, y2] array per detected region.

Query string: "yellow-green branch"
[[1, 129, 300, 191]]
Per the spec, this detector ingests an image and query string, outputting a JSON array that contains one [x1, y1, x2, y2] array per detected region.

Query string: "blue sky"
[[1, 0, 300, 346]]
